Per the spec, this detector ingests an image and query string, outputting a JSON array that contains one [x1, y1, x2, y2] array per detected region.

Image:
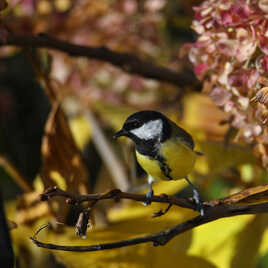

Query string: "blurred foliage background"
[[1, 0, 268, 267]]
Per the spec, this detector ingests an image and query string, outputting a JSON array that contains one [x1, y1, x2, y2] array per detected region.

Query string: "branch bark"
[[2, 33, 195, 88], [31, 185, 268, 252], [40, 186, 196, 210]]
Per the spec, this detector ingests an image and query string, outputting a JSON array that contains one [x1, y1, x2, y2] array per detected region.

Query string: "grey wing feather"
[[170, 121, 195, 150]]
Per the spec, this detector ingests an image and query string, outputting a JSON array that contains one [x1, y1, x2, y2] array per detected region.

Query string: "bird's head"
[[114, 110, 171, 144]]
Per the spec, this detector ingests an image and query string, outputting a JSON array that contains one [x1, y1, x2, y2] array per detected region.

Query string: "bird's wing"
[[170, 121, 195, 150]]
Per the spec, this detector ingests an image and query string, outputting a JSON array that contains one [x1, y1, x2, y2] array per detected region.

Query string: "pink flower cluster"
[[184, 0, 268, 166]]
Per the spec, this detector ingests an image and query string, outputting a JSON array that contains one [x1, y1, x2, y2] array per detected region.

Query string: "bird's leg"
[[184, 176, 204, 216], [143, 175, 154, 206]]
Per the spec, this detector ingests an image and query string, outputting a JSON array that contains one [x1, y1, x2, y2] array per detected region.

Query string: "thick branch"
[[31, 185, 268, 252], [2, 33, 195, 88]]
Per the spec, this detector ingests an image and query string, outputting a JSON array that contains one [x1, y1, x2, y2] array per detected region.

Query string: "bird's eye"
[[125, 120, 140, 130], [132, 121, 139, 128]]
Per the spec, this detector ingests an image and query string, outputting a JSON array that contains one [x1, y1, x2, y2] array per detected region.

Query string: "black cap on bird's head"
[[114, 110, 171, 143]]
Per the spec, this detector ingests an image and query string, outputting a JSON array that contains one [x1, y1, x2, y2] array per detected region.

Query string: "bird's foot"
[[192, 188, 204, 216], [152, 203, 172, 218], [185, 176, 204, 216], [143, 189, 154, 206]]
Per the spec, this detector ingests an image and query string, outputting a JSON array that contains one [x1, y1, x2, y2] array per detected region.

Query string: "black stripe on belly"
[[155, 154, 173, 180]]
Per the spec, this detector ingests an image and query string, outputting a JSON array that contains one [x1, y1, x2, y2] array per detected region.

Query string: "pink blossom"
[[185, 0, 268, 164], [228, 69, 259, 89], [261, 56, 268, 73], [231, 1, 251, 19], [145, 0, 165, 13], [216, 39, 237, 58], [259, 0, 268, 13], [121, 0, 137, 15], [247, 70, 259, 88], [194, 63, 209, 79], [220, 10, 233, 26], [228, 69, 248, 87], [210, 86, 232, 106], [258, 34, 268, 55]]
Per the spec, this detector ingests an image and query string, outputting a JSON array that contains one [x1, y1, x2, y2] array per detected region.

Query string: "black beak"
[[113, 129, 127, 139]]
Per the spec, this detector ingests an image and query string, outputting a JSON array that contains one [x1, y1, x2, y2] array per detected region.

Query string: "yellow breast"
[[136, 139, 196, 181]]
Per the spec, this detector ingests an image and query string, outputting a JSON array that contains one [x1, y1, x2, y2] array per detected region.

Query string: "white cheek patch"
[[131, 119, 163, 140]]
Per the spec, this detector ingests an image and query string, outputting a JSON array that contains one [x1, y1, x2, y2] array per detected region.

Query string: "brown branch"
[[75, 208, 91, 239], [30, 215, 204, 251], [0, 156, 33, 192], [31, 185, 268, 252], [30, 201, 268, 252], [40, 186, 196, 210], [2, 33, 195, 88]]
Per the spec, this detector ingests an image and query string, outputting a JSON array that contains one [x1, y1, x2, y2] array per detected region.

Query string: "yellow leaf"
[[258, 215, 268, 256], [6, 201, 50, 268], [195, 141, 256, 175], [49, 171, 67, 190], [188, 215, 254, 268], [69, 115, 92, 149], [181, 93, 227, 139], [230, 214, 268, 268]]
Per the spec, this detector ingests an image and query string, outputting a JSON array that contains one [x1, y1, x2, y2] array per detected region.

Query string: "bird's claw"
[[143, 190, 154, 206], [193, 188, 204, 216]]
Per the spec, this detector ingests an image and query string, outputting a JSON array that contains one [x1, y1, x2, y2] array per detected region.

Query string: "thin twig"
[[2, 33, 195, 88], [32, 223, 51, 239], [0, 156, 33, 192]]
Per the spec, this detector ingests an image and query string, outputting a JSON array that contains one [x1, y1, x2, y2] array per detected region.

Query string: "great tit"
[[114, 110, 204, 216]]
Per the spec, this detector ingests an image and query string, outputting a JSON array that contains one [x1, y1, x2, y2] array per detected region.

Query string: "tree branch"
[[30, 215, 204, 252], [2, 33, 195, 88], [31, 185, 268, 252], [40, 186, 196, 210]]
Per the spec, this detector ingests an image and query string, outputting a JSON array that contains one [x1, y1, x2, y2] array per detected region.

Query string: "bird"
[[114, 110, 204, 216]]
